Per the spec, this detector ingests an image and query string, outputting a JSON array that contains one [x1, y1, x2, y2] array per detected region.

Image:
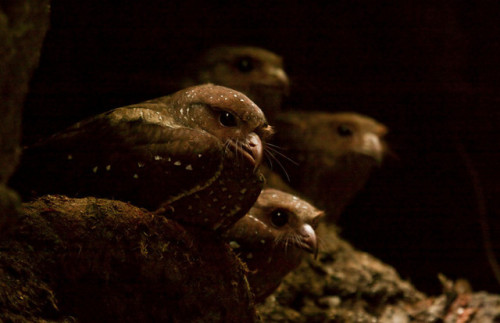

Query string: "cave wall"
[[0, 0, 51, 231]]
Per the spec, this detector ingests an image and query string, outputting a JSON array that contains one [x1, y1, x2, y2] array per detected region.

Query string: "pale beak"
[[269, 67, 290, 95], [230, 132, 263, 169], [247, 132, 263, 168], [361, 133, 385, 164], [298, 223, 318, 258]]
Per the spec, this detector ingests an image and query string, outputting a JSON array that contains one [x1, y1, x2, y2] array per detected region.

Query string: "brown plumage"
[[11, 84, 273, 231], [182, 46, 290, 122], [269, 111, 388, 221], [223, 188, 323, 302]]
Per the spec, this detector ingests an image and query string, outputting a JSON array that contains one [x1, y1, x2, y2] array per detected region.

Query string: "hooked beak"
[[253, 67, 290, 96], [229, 132, 263, 169], [269, 67, 290, 95], [297, 223, 318, 259], [360, 133, 385, 164]]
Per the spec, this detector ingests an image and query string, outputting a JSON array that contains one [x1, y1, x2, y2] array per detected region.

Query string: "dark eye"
[[236, 57, 254, 73], [337, 125, 353, 137], [270, 209, 289, 227], [219, 111, 237, 127]]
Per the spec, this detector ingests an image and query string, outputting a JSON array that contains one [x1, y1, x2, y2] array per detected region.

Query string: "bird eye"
[[236, 57, 254, 73], [270, 209, 289, 227], [337, 125, 353, 137], [219, 111, 237, 127]]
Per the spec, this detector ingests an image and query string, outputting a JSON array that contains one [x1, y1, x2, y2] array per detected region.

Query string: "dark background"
[[23, 0, 500, 294]]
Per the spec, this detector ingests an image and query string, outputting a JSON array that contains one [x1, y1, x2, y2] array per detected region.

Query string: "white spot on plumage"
[[180, 108, 184, 115], [154, 155, 163, 160], [138, 162, 145, 168], [133, 174, 139, 179], [174, 161, 181, 166], [240, 188, 247, 194], [240, 99, 244, 102], [92, 166, 98, 173], [198, 154, 202, 158], [185, 164, 193, 170], [246, 253, 253, 259], [229, 241, 241, 249], [106, 165, 111, 171], [248, 214, 268, 227]]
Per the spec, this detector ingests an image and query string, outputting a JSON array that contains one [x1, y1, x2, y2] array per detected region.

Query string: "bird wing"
[[14, 105, 225, 210]]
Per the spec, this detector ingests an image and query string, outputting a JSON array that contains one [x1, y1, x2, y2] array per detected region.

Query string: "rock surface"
[[0, 195, 257, 322], [0, 0, 50, 233]]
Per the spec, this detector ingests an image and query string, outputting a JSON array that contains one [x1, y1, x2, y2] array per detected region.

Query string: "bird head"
[[327, 112, 388, 164], [169, 84, 274, 168], [223, 188, 323, 302], [256, 188, 322, 257], [226, 188, 323, 258], [189, 46, 289, 94], [275, 111, 388, 166], [182, 46, 290, 122]]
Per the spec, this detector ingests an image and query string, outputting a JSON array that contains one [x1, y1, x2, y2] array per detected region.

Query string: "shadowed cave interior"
[[21, 0, 500, 296]]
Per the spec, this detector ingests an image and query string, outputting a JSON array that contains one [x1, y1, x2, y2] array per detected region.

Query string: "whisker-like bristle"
[[266, 142, 286, 149], [274, 232, 284, 246], [290, 234, 299, 250], [223, 140, 231, 157], [285, 233, 296, 255], [234, 139, 243, 164], [266, 148, 291, 182], [264, 150, 274, 169], [265, 145, 299, 166]]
